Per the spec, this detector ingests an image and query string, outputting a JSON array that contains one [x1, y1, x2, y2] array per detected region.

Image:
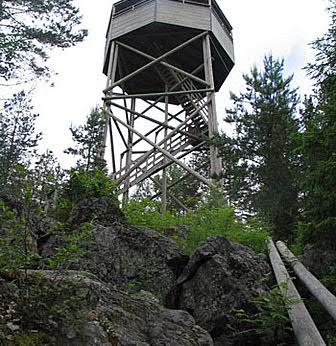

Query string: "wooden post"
[[267, 238, 326, 346], [161, 93, 168, 213], [202, 33, 222, 177], [102, 42, 119, 161], [276, 241, 336, 322], [107, 109, 211, 186], [123, 98, 136, 205]]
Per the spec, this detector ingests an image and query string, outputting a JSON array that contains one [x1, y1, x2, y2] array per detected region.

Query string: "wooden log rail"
[[267, 238, 326, 346], [276, 241, 336, 322]]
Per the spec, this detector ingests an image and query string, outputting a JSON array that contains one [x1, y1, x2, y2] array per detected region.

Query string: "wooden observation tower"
[[102, 0, 234, 209]]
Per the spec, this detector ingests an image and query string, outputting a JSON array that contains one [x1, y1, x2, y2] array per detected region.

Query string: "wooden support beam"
[[123, 98, 136, 205], [143, 99, 183, 123], [108, 118, 116, 174], [202, 33, 222, 176], [161, 93, 169, 213], [267, 238, 326, 346], [103, 88, 213, 100], [276, 241, 336, 322], [116, 40, 209, 88], [115, 102, 208, 186], [151, 159, 207, 199], [104, 31, 207, 93], [102, 41, 118, 160], [108, 101, 201, 142], [122, 140, 206, 194], [107, 109, 211, 186]]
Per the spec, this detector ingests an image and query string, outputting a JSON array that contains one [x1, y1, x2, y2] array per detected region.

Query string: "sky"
[[29, 0, 330, 167]]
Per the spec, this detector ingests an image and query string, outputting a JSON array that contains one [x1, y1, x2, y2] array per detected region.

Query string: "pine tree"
[[221, 55, 300, 239], [0, 0, 87, 82], [298, 0, 336, 246], [0, 91, 42, 189], [65, 107, 106, 172]]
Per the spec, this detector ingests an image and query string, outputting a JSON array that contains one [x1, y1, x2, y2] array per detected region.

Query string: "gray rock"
[[41, 220, 189, 301], [67, 196, 126, 228], [85, 224, 189, 301], [0, 271, 213, 346], [167, 237, 271, 345]]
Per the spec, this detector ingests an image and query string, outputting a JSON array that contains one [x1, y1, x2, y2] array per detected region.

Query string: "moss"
[[8, 332, 51, 346]]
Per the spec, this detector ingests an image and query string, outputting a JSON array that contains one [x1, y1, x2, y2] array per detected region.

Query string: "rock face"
[[167, 237, 271, 345], [85, 224, 189, 301], [0, 271, 213, 346], [41, 198, 189, 301], [67, 196, 126, 228]]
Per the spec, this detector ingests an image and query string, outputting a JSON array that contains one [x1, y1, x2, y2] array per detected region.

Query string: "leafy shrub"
[[123, 199, 269, 255], [64, 169, 116, 204], [0, 201, 41, 273], [235, 284, 297, 343], [56, 169, 116, 221]]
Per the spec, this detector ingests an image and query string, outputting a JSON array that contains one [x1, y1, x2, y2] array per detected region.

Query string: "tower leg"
[[102, 42, 119, 164], [161, 93, 169, 213], [123, 97, 136, 205], [202, 34, 222, 177]]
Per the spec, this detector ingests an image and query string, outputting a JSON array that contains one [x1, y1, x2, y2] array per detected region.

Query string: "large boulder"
[[84, 224, 189, 301], [67, 196, 126, 228], [0, 271, 213, 346], [41, 198, 189, 301], [167, 237, 271, 345]]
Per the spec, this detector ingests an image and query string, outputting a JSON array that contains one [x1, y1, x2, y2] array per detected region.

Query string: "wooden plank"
[[156, 0, 211, 31], [211, 13, 234, 62], [276, 241, 336, 322], [109, 0, 156, 40], [267, 238, 326, 346]]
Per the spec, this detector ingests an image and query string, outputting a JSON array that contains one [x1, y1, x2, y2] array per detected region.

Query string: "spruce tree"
[[299, 0, 336, 246], [65, 107, 106, 172], [0, 91, 42, 189], [221, 55, 300, 239]]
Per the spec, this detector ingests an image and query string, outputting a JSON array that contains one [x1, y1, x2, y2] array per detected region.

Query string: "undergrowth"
[[123, 199, 269, 255]]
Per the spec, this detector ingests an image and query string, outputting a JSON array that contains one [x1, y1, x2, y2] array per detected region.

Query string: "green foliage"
[[48, 223, 94, 270], [123, 199, 269, 255], [64, 170, 115, 204], [14, 280, 89, 333], [56, 169, 116, 221], [65, 107, 106, 172], [0, 201, 41, 273], [235, 284, 297, 342], [297, 1, 336, 247], [0, 0, 87, 82], [0, 91, 42, 189], [221, 55, 300, 240]]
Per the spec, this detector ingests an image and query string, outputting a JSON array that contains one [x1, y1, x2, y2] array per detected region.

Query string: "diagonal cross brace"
[[104, 31, 208, 93], [107, 109, 211, 186]]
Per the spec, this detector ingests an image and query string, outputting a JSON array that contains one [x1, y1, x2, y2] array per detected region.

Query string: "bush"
[[123, 199, 269, 255], [56, 169, 116, 221]]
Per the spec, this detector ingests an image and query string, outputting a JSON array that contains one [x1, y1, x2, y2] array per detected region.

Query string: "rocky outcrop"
[[41, 199, 189, 301], [67, 196, 126, 228], [85, 224, 189, 301], [0, 271, 213, 346], [167, 237, 271, 345]]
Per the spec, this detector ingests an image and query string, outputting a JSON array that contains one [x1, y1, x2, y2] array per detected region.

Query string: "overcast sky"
[[31, 0, 329, 167]]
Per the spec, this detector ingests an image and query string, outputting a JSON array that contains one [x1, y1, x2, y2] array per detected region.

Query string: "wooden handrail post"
[[276, 241, 336, 322], [267, 238, 326, 346]]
